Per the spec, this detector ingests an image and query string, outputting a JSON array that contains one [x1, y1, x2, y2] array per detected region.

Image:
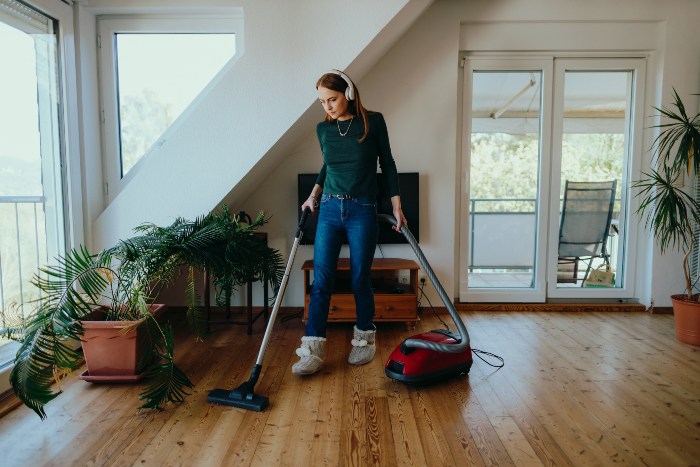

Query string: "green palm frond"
[[652, 88, 700, 174], [29, 246, 115, 336], [136, 315, 162, 374], [10, 316, 82, 419], [261, 244, 285, 294], [185, 266, 207, 339], [138, 323, 193, 409], [10, 358, 58, 420], [122, 215, 228, 276], [633, 166, 700, 254], [33, 246, 110, 310]]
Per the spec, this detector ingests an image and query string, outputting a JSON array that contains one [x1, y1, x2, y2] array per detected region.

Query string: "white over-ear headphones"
[[327, 69, 355, 101]]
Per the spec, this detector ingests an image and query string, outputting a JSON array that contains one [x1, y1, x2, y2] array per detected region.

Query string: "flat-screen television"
[[297, 172, 419, 245]]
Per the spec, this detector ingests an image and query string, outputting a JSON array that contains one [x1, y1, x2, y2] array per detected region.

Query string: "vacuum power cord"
[[471, 348, 504, 368], [417, 278, 504, 368]]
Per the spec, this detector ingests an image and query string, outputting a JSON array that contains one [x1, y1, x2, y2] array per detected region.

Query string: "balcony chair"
[[557, 180, 617, 287]]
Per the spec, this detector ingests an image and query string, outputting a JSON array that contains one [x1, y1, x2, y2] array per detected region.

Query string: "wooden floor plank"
[[339, 362, 369, 467], [432, 381, 489, 467], [1, 311, 699, 466], [472, 313, 641, 466], [379, 322, 434, 467], [409, 386, 464, 466], [487, 312, 689, 466], [467, 353, 572, 467], [307, 324, 349, 465], [219, 321, 296, 466], [365, 395, 397, 467], [384, 376, 430, 466]]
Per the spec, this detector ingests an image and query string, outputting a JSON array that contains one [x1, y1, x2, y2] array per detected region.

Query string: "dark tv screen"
[[297, 172, 419, 245]]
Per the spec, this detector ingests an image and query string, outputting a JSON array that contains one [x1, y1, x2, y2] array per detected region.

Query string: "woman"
[[293, 69, 407, 375]]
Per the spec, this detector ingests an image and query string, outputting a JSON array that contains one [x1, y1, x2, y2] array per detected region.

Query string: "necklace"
[[337, 116, 354, 137]]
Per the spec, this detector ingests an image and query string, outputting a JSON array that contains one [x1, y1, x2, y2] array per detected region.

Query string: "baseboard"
[[165, 306, 303, 315], [168, 303, 652, 314], [454, 302, 647, 312], [0, 389, 21, 418], [647, 306, 673, 314]]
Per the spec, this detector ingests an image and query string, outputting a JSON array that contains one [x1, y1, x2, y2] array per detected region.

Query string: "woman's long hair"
[[316, 71, 370, 143]]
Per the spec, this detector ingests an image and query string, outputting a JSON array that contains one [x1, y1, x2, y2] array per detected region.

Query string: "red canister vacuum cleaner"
[[379, 214, 478, 384]]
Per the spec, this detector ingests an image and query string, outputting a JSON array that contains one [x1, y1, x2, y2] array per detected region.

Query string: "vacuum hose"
[[377, 214, 470, 353]]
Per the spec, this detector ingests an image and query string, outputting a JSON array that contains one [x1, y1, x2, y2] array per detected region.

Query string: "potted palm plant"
[[634, 88, 700, 345], [2, 206, 283, 419]]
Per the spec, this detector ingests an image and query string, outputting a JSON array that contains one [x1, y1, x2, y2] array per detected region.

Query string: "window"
[[98, 15, 241, 200], [0, 0, 71, 390]]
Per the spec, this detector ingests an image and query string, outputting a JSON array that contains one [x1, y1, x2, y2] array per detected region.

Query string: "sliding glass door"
[[547, 59, 644, 299], [460, 59, 553, 302], [460, 57, 644, 302]]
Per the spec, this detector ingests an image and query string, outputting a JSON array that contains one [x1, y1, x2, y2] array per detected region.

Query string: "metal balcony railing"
[[469, 197, 621, 272], [0, 195, 46, 327], [469, 197, 536, 270]]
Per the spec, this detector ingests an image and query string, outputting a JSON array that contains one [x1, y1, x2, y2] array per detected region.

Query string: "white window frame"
[[0, 0, 81, 394], [459, 54, 646, 303], [546, 57, 646, 300], [97, 14, 243, 202], [459, 57, 554, 303]]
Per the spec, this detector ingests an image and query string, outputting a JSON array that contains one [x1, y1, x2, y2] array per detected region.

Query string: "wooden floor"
[[1, 310, 699, 466]]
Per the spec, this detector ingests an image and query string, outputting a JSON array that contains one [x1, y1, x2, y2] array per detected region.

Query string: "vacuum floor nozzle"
[[207, 388, 269, 412]]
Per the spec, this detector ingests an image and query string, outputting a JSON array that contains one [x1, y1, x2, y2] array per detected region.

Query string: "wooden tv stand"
[[301, 258, 420, 329]]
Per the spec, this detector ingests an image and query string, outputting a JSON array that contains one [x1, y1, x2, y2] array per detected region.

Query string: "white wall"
[[76, 0, 699, 309], [239, 0, 700, 309], [82, 0, 436, 251]]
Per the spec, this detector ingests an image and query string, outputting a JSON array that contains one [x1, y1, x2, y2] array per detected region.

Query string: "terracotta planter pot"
[[670, 294, 700, 346], [79, 304, 166, 382]]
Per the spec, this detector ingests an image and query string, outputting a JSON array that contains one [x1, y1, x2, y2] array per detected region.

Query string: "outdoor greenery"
[[1, 206, 284, 419], [120, 90, 175, 174], [470, 132, 624, 213]]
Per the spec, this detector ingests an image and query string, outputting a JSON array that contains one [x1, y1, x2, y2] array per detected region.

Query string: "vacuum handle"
[[255, 209, 309, 366], [296, 207, 310, 239], [377, 214, 470, 353]]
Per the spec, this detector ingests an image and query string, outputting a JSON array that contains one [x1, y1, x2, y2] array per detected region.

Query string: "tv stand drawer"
[[302, 258, 419, 327], [303, 294, 418, 321]]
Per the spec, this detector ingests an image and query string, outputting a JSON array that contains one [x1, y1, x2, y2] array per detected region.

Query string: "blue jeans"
[[306, 194, 378, 337]]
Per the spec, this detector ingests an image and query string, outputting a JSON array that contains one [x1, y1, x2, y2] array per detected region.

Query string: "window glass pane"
[[468, 71, 542, 288], [556, 71, 630, 289], [0, 5, 62, 367], [0, 21, 42, 196], [115, 33, 235, 176]]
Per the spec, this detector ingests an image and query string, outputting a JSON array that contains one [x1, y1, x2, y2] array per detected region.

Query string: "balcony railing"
[[469, 197, 620, 272], [469, 197, 536, 270], [0, 195, 46, 326]]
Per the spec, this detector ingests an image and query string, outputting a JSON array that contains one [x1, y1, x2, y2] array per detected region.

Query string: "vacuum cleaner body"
[[385, 330, 472, 384], [377, 214, 473, 386]]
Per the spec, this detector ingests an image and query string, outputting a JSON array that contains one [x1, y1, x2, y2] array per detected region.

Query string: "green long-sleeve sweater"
[[315, 112, 400, 198]]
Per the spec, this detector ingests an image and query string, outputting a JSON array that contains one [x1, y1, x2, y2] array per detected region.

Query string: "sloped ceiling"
[[93, 0, 434, 249]]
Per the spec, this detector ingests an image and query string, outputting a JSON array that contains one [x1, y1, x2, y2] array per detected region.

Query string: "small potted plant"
[[634, 88, 700, 345], [2, 206, 283, 419]]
